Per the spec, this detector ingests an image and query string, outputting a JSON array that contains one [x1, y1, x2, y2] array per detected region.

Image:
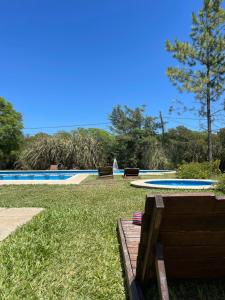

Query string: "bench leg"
[[155, 243, 169, 300]]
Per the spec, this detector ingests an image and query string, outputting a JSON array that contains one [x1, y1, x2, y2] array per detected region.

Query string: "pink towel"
[[132, 212, 143, 225]]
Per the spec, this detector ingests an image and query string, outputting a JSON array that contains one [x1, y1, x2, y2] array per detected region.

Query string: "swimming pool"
[[0, 169, 175, 181], [0, 174, 72, 180], [131, 179, 217, 190]]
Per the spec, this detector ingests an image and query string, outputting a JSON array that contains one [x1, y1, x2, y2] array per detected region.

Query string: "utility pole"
[[159, 111, 165, 147]]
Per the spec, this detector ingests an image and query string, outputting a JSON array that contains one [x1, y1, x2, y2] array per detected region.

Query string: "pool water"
[[146, 179, 214, 187], [0, 174, 72, 181], [131, 178, 217, 190], [0, 169, 174, 180]]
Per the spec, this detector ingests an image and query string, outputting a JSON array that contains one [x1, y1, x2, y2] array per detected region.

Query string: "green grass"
[[0, 175, 224, 299]]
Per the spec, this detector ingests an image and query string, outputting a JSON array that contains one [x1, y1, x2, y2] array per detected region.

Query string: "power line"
[[22, 115, 225, 132], [163, 116, 206, 121], [163, 115, 225, 121], [23, 122, 110, 130]]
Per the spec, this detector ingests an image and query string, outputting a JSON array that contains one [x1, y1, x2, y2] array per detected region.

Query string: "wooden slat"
[[130, 253, 138, 260], [161, 231, 225, 246], [121, 220, 134, 224], [215, 196, 225, 212], [161, 213, 225, 231], [165, 257, 225, 278], [163, 193, 216, 214], [131, 260, 137, 268], [164, 245, 225, 259], [137, 195, 164, 283], [123, 228, 141, 233], [155, 243, 169, 300], [126, 237, 141, 242], [127, 241, 140, 248], [117, 219, 143, 300], [144, 195, 156, 214], [128, 247, 139, 255], [123, 224, 141, 229]]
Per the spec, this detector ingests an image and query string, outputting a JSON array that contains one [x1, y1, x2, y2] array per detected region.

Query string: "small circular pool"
[[131, 179, 217, 190]]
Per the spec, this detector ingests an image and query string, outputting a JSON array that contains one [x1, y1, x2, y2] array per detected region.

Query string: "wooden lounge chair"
[[50, 164, 58, 170], [124, 168, 140, 178], [117, 193, 225, 300], [98, 166, 113, 178]]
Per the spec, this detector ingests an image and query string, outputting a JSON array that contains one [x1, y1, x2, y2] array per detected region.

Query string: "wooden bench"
[[98, 166, 113, 178], [124, 168, 140, 178], [118, 193, 225, 300]]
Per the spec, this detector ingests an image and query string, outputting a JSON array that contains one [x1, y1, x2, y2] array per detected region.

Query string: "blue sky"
[[0, 0, 223, 134]]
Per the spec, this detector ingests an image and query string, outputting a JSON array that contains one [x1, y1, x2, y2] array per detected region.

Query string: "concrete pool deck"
[[0, 207, 43, 241], [0, 174, 89, 185]]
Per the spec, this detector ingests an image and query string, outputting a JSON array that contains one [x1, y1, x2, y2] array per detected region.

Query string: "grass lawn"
[[0, 175, 224, 299]]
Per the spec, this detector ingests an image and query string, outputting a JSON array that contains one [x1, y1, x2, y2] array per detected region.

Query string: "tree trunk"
[[207, 85, 213, 162], [159, 111, 165, 147]]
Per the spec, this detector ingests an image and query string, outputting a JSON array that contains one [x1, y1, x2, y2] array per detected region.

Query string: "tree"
[[110, 105, 158, 136], [109, 105, 160, 167], [217, 127, 225, 171], [166, 0, 225, 162], [0, 97, 23, 168], [76, 128, 115, 163], [165, 126, 208, 166]]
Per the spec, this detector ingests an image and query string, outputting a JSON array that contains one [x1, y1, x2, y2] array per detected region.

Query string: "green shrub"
[[17, 131, 107, 170], [217, 174, 225, 193], [177, 160, 221, 179]]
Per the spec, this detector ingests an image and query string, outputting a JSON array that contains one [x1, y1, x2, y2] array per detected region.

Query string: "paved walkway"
[[0, 208, 43, 241]]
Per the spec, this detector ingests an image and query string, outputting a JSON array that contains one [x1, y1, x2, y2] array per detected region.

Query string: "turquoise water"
[[145, 179, 214, 187], [0, 174, 72, 181], [0, 169, 174, 180]]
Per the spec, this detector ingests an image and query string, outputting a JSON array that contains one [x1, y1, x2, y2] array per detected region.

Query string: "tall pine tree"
[[166, 0, 225, 162]]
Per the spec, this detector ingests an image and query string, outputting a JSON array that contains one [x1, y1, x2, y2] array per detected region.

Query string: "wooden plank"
[[127, 241, 140, 248], [164, 245, 225, 259], [123, 227, 141, 233], [215, 196, 225, 212], [124, 232, 141, 237], [128, 248, 139, 255], [131, 260, 137, 268], [125, 234, 141, 238], [155, 243, 169, 300], [161, 213, 225, 231], [117, 219, 143, 300], [121, 220, 134, 224], [144, 195, 156, 214], [123, 230, 141, 235], [137, 195, 165, 283], [161, 231, 225, 246], [162, 193, 216, 214], [123, 229, 141, 233], [123, 223, 141, 228], [164, 257, 225, 278], [130, 253, 138, 260], [126, 237, 140, 243], [123, 224, 141, 230]]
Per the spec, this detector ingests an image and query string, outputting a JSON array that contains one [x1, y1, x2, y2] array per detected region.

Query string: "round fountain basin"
[[131, 179, 217, 190]]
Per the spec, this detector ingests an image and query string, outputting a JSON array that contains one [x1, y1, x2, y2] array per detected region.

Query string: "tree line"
[[1, 98, 225, 170]]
